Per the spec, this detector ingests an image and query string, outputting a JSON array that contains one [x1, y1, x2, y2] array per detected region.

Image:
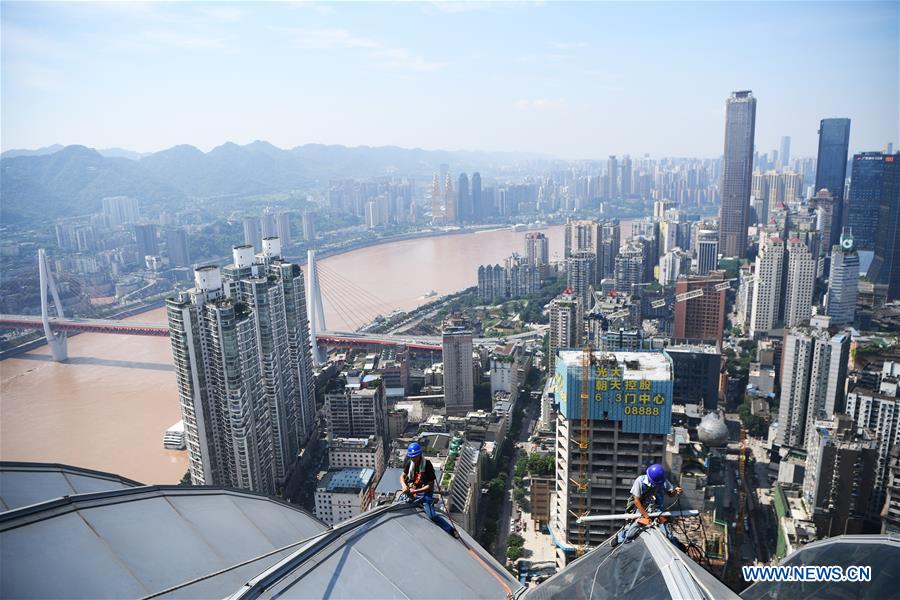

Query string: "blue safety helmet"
[[647, 464, 666, 485], [407, 442, 423, 458]]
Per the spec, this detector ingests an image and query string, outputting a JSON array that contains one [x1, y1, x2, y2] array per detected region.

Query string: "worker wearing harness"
[[400, 442, 459, 538], [613, 464, 686, 550]]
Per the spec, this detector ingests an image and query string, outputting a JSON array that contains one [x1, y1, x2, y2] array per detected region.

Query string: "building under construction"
[[550, 349, 674, 565]]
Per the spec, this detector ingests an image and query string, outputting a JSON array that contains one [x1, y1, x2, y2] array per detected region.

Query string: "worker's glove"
[[637, 516, 652, 526]]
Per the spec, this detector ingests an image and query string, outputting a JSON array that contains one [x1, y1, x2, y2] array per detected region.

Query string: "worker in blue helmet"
[[400, 442, 459, 538], [613, 464, 685, 550]]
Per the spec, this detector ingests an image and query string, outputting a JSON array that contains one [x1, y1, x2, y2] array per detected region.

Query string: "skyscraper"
[[777, 316, 849, 449], [457, 173, 470, 223], [672, 272, 727, 345], [567, 251, 596, 307], [614, 243, 644, 294], [471, 172, 483, 220], [166, 239, 316, 493], [814, 118, 851, 246], [866, 153, 900, 301], [749, 235, 784, 338], [848, 153, 887, 251], [598, 220, 620, 280], [784, 238, 816, 328], [607, 155, 618, 199], [442, 318, 474, 416], [243, 216, 261, 252], [696, 229, 719, 275], [780, 135, 792, 169], [718, 90, 757, 258], [827, 228, 859, 325], [430, 175, 442, 224], [444, 174, 457, 224], [302, 211, 316, 242], [620, 155, 632, 197], [133, 223, 159, 258], [102, 195, 140, 226], [165, 228, 190, 267]]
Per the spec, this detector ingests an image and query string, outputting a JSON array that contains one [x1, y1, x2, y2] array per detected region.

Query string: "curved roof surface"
[[525, 526, 739, 600], [0, 461, 142, 511], [742, 534, 900, 600], [0, 485, 325, 599], [229, 503, 522, 599]]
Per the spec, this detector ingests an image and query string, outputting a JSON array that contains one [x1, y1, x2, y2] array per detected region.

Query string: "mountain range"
[[0, 141, 546, 224]]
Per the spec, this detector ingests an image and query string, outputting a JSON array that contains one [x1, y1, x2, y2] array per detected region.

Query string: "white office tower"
[[548, 290, 583, 368], [442, 318, 474, 416], [777, 316, 850, 450], [566, 251, 596, 308], [845, 362, 900, 522], [696, 229, 719, 275], [750, 235, 784, 338], [827, 228, 860, 325], [784, 238, 816, 328], [167, 241, 316, 494], [658, 248, 691, 286]]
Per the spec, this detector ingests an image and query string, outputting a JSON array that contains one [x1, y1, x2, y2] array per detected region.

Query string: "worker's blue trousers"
[[407, 492, 455, 534]]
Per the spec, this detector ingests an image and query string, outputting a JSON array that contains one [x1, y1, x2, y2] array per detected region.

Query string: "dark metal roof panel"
[[0, 462, 141, 511]]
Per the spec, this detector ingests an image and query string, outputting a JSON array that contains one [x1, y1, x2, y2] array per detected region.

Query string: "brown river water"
[[1, 226, 572, 483]]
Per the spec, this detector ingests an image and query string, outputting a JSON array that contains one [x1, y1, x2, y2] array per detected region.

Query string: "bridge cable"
[[315, 264, 397, 316], [315, 276, 370, 331], [315, 270, 384, 329]]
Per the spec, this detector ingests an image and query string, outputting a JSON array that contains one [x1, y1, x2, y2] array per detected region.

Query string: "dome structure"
[[697, 412, 729, 447]]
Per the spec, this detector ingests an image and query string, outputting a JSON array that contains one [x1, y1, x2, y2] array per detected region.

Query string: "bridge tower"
[[306, 249, 327, 364], [38, 248, 68, 361]]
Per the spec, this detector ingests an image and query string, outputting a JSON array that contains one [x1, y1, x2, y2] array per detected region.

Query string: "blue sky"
[[2, 1, 897, 159]]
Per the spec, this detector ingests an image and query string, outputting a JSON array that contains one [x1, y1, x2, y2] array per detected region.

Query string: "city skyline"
[[2, 1, 897, 158]]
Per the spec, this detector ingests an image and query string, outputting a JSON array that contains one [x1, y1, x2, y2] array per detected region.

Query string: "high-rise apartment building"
[[102, 195, 140, 227], [548, 290, 583, 368], [784, 238, 816, 328], [524, 232, 550, 277], [614, 243, 644, 294], [564, 219, 599, 258], [867, 153, 900, 301], [430, 175, 442, 224], [133, 223, 158, 258], [166, 239, 316, 493], [846, 365, 900, 525], [551, 351, 673, 554], [243, 216, 262, 252], [814, 118, 851, 246], [302, 211, 316, 242], [718, 90, 757, 258], [261, 210, 277, 239], [811, 190, 836, 261], [442, 318, 474, 416], [696, 229, 719, 275], [166, 228, 191, 267], [827, 228, 859, 325], [621, 155, 632, 197], [673, 271, 727, 345], [777, 316, 850, 449], [567, 251, 596, 307], [326, 385, 387, 442], [598, 220, 620, 280], [749, 235, 784, 338], [276, 213, 292, 246]]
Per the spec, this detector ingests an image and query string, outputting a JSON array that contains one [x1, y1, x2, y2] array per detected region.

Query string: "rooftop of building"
[[557, 349, 672, 380], [329, 435, 380, 450], [317, 467, 375, 493], [0, 461, 142, 511]]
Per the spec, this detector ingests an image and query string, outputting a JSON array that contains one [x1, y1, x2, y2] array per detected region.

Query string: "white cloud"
[[203, 6, 245, 22], [277, 27, 380, 49], [139, 30, 226, 50], [371, 48, 447, 72]]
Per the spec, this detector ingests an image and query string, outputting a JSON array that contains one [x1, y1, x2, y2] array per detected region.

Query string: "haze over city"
[[2, 1, 897, 157]]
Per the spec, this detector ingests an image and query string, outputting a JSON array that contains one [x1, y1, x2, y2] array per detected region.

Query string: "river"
[[0, 225, 568, 483]]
